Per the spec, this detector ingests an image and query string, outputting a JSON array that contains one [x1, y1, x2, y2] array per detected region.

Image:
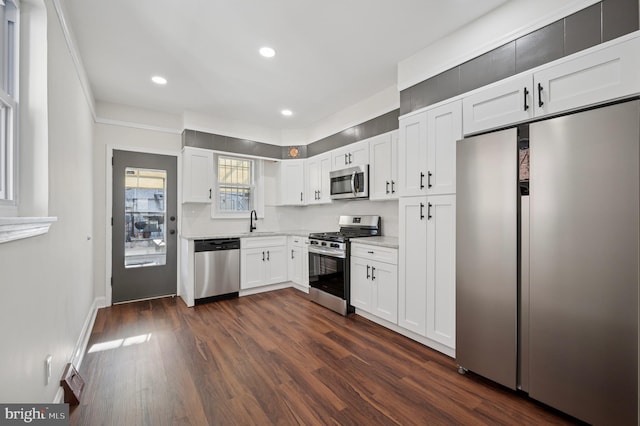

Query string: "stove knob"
[[321, 242, 327, 246], [310, 241, 318, 245], [330, 243, 339, 248]]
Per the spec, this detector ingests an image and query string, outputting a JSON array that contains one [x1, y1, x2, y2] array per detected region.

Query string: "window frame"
[[211, 153, 264, 219], [0, 0, 18, 207]]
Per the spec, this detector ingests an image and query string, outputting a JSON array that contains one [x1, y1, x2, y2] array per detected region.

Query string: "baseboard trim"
[[53, 296, 105, 403], [72, 296, 105, 368], [53, 387, 64, 404], [52, 296, 105, 403], [354, 309, 455, 359]]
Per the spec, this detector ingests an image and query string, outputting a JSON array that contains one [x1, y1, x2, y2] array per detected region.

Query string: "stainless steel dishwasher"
[[194, 238, 240, 302]]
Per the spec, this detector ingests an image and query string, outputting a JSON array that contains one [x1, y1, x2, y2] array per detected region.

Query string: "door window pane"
[[124, 167, 167, 268]]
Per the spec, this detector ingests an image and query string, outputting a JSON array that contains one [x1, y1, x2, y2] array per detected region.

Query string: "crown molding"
[[95, 117, 182, 135], [51, 0, 96, 121]]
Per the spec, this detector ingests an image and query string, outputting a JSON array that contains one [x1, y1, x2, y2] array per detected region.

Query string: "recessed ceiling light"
[[281, 109, 293, 117], [151, 76, 167, 85], [259, 47, 276, 58]]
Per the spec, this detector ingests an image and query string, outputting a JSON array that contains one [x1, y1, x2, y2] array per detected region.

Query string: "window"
[[0, 0, 18, 204], [215, 155, 259, 215]]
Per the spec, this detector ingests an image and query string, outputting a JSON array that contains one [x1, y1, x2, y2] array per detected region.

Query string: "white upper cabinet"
[[398, 111, 428, 197], [369, 131, 398, 200], [306, 153, 332, 204], [463, 34, 640, 135], [427, 102, 461, 195], [278, 159, 306, 206], [182, 147, 214, 203], [331, 139, 369, 170], [534, 35, 640, 117], [463, 74, 534, 135], [399, 101, 461, 197]]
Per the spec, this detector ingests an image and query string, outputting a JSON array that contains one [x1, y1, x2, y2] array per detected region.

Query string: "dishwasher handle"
[[195, 238, 240, 252]]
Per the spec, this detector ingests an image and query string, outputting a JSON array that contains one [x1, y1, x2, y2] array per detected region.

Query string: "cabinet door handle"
[[386, 181, 390, 194], [348, 153, 353, 164], [538, 82, 544, 108], [420, 172, 425, 189], [267, 250, 270, 261], [428, 202, 433, 220], [366, 265, 370, 279], [344, 154, 348, 165], [420, 202, 425, 220], [523, 87, 529, 111], [391, 180, 395, 194], [209, 188, 212, 199], [262, 251, 265, 261], [427, 171, 433, 189], [291, 249, 294, 259], [300, 192, 303, 202], [371, 266, 376, 281]]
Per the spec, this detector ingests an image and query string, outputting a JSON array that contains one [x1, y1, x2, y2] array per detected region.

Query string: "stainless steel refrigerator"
[[456, 100, 639, 425]]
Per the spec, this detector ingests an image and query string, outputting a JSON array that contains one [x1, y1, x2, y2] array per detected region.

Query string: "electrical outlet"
[[45, 355, 52, 386]]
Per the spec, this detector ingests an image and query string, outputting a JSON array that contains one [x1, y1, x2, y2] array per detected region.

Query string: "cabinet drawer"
[[241, 236, 287, 249], [351, 243, 397, 264], [288, 236, 308, 247]]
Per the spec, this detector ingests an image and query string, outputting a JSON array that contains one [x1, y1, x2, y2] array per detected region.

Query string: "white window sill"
[[0, 217, 57, 244]]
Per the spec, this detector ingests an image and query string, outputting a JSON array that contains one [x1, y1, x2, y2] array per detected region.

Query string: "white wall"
[[92, 122, 181, 300], [182, 160, 399, 237], [0, 0, 95, 402]]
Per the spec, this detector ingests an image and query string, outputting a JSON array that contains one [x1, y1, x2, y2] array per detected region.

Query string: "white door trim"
[[104, 144, 182, 306]]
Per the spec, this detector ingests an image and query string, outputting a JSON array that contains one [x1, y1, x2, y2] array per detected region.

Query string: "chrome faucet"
[[249, 209, 258, 232]]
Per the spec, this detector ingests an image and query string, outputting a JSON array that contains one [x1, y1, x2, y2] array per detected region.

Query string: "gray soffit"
[[400, 0, 639, 115], [183, 109, 400, 160], [307, 109, 400, 157]]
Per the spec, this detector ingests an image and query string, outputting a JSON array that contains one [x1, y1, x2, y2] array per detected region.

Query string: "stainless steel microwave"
[[330, 165, 369, 200]]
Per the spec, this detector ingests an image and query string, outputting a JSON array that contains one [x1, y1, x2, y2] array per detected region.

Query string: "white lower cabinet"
[[288, 236, 309, 290], [425, 194, 456, 349], [351, 243, 398, 324], [398, 197, 428, 335], [240, 237, 288, 289], [398, 195, 456, 353]]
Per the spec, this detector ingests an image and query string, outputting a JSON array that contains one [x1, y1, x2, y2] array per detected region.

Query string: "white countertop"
[[350, 236, 399, 249], [180, 229, 315, 240]]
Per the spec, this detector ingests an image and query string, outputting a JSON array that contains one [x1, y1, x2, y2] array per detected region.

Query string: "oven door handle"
[[308, 245, 346, 259]]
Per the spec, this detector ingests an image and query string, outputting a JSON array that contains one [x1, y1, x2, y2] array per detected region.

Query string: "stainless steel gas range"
[[308, 215, 380, 315]]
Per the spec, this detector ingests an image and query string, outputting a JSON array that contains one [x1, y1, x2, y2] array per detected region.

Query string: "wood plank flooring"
[[70, 288, 580, 425]]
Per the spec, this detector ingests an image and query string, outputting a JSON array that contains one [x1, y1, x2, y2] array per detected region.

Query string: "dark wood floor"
[[70, 288, 580, 425]]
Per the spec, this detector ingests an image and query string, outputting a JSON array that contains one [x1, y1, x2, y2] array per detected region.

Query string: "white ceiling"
[[61, 0, 510, 131]]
